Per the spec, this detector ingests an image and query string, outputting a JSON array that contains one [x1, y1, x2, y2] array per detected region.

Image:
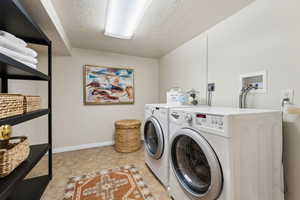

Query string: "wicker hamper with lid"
[[115, 120, 141, 153]]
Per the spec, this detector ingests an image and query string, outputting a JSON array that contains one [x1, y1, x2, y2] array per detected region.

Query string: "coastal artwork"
[[84, 65, 134, 105]]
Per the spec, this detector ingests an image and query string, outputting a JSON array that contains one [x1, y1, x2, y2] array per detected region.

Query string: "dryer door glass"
[[144, 117, 164, 159], [171, 129, 223, 199]]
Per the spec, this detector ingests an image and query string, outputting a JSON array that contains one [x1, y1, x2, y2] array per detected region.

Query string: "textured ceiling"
[[51, 0, 254, 58]]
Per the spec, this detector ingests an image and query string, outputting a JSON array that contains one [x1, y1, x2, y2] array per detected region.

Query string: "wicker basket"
[[23, 96, 41, 113], [0, 94, 24, 119], [0, 136, 30, 178], [115, 120, 142, 153]]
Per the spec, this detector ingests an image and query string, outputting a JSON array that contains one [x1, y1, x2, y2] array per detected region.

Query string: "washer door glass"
[[144, 117, 164, 159], [171, 129, 223, 199]]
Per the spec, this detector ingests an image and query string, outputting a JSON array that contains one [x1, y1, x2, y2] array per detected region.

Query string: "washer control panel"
[[195, 113, 224, 130]]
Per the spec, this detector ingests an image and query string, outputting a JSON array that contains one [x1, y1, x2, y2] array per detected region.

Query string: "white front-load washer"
[[144, 104, 194, 188], [168, 107, 284, 200]]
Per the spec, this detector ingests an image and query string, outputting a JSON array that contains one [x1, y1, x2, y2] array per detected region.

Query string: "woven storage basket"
[[0, 94, 23, 119], [115, 120, 142, 153], [23, 96, 41, 113], [0, 136, 30, 178]]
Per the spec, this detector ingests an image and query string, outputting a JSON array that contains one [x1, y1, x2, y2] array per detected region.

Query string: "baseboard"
[[53, 141, 115, 153]]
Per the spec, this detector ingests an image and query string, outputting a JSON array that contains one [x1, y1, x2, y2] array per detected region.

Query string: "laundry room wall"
[[205, 0, 300, 199], [37, 48, 159, 151], [158, 33, 207, 103]]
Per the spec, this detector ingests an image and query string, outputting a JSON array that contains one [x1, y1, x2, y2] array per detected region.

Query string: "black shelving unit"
[[0, 109, 49, 126], [0, 0, 52, 199], [0, 53, 50, 81]]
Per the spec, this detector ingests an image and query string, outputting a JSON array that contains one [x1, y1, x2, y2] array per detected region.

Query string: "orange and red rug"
[[63, 165, 155, 200]]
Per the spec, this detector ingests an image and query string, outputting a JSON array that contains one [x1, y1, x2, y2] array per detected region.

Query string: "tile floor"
[[29, 145, 171, 200]]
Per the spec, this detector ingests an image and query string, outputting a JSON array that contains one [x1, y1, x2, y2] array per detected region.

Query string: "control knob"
[[151, 108, 155, 114], [185, 113, 193, 123]]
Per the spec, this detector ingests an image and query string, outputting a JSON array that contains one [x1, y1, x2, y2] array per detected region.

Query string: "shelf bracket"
[[0, 62, 8, 93], [1, 78, 8, 93]]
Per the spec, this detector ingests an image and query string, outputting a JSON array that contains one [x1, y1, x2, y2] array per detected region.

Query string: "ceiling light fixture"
[[104, 0, 152, 40]]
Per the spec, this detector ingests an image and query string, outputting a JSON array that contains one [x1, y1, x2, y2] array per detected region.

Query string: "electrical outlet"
[[282, 89, 294, 104]]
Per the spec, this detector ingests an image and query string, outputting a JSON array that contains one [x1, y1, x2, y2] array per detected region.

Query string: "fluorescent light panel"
[[105, 0, 152, 39]]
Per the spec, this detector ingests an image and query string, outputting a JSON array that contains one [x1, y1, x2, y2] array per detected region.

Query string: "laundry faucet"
[[239, 84, 258, 108]]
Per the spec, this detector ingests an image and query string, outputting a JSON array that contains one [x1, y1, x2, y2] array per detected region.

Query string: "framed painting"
[[83, 65, 134, 105]]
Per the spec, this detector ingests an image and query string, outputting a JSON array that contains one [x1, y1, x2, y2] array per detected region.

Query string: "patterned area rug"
[[63, 165, 155, 200]]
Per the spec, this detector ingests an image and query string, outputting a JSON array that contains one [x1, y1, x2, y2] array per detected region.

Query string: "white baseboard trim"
[[53, 141, 115, 154]]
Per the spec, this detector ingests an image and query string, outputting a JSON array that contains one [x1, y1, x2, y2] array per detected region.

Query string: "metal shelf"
[[0, 53, 49, 81], [0, 109, 49, 126], [0, 0, 50, 45], [0, 144, 50, 200], [7, 176, 51, 200]]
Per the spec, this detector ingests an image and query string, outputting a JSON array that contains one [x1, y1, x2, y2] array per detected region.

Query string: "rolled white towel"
[[0, 31, 27, 47], [0, 46, 38, 65], [0, 36, 38, 58]]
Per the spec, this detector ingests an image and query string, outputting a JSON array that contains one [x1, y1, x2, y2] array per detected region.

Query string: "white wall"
[[37, 48, 159, 150], [159, 33, 207, 103], [207, 0, 300, 109]]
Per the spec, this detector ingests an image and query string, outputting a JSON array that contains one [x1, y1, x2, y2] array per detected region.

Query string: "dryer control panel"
[[195, 113, 224, 130]]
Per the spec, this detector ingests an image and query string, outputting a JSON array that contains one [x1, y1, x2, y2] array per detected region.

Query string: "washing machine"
[[168, 107, 284, 200], [144, 104, 195, 188]]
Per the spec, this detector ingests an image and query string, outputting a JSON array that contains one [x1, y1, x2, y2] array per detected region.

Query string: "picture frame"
[[83, 65, 135, 105]]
